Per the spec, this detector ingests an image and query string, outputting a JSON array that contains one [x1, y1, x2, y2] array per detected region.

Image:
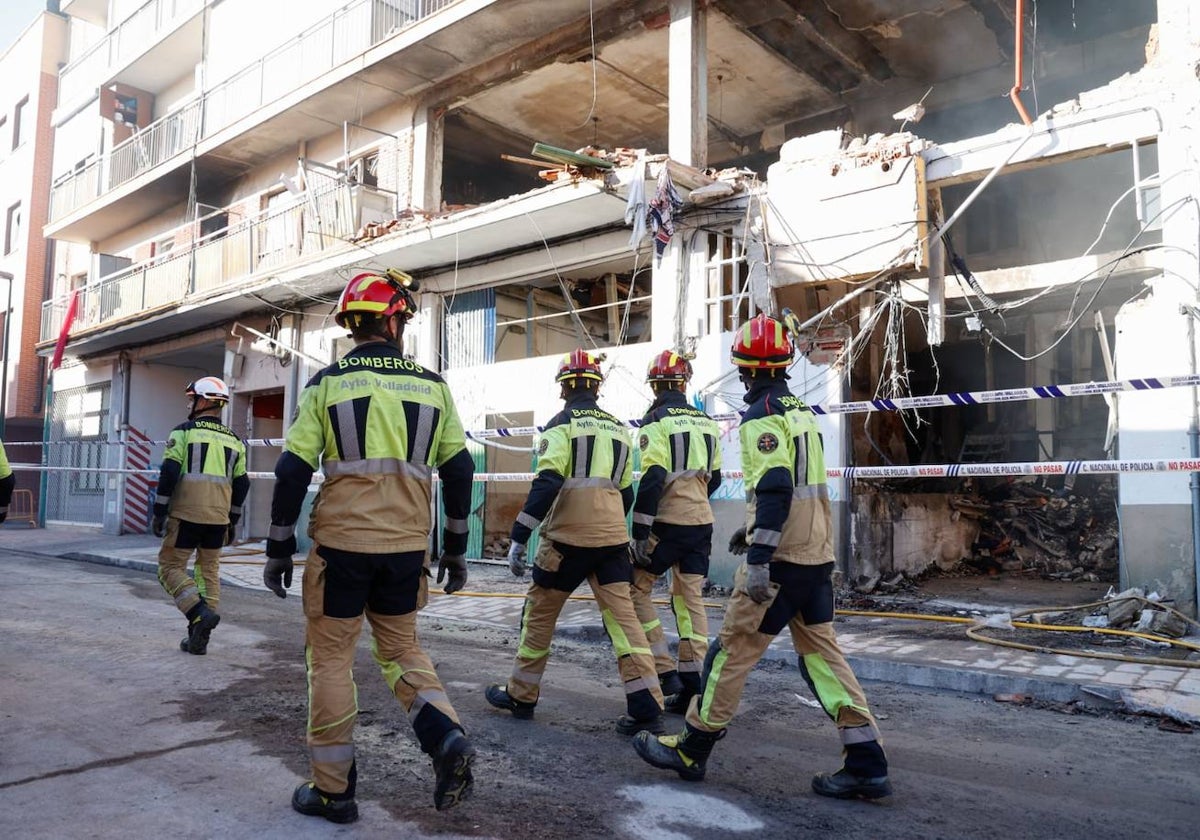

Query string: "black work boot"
[[632, 724, 725, 781], [616, 713, 665, 736], [812, 738, 891, 800], [431, 730, 475, 811], [659, 670, 684, 698], [485, 685, 536, 719], [662, 691, 694, 715], [291, 782, 359, 823], [182, 601, 220, 655], [811, 769, 892, 800]]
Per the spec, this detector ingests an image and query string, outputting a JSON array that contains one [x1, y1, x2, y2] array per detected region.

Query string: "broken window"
[[490, 271, 651, 363], [441, 111, 545, 207]]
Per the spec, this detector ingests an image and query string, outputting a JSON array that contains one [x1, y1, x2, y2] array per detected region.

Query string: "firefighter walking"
[[264, 270, 476, 822], [153, 377, 248, 656], [0, 437, 14, 524], [628, 350, 722, 713], [633, 314, 892, 800], [486, 349, 666, 734]]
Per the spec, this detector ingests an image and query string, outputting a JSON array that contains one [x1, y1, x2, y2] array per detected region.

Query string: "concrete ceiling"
[[443, 0, 1157, 170]]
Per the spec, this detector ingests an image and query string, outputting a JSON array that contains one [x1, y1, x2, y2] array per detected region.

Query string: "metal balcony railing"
[[50, 0, 459, 222], [58, 0, 207, 107], [41, 180, 382, 342]]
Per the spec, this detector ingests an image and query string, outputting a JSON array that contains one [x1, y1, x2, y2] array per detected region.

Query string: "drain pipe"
[[1010, 0, 1034, 127], [1185, 305, 1200, 614]]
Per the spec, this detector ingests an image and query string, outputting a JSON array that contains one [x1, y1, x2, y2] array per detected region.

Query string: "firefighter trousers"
[[629, 522, 713, 694], [157, 518, 224, 615], [687, 561, 885, 772], [302, 543, 463, 799], [506, 540, 664, 721]]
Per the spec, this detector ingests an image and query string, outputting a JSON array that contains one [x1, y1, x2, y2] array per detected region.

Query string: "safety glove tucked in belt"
[[507, 542, 528, 577], [437, 553, 468, 594], [744, 562, 773, 604], [264, 535, 296, 598], [152, 515, 168, 538], [728, 526, 749, 556], [630, 538, 653, 569]]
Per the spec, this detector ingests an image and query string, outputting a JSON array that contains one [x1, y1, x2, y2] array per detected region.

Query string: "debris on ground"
[[950, 476, 1119, 582]]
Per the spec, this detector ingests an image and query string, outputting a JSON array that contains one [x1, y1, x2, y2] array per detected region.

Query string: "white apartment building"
[[34, 0, 1200, 613]]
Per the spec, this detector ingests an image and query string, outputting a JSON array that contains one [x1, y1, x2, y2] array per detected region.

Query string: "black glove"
[[0, 510, 7, 524], [507, 542, 528, 577], [264, 555, 294, 598], [152, 515, 168, 538], [629, 538, 653, 569], [266, 534, 296, 559], [728, 526, 749, 556], [225, 524, 236, 546], [744, 562, 773, 604], [437, 553, 468, 594]]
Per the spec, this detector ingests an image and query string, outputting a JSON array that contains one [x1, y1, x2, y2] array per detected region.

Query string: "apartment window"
[[152, 233, 176, 263], [4, 202, 21, 254], [704, 228, 751, 335], [12, 97, 29, 150], [348, 150, 380, 188]]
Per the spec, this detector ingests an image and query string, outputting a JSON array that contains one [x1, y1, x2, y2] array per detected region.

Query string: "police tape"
[[6, 370, 1193, 449], [12, 457, 1200, 482]]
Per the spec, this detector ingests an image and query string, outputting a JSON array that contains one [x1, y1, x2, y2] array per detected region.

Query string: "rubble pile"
[[950, 477, 1119, 582], [481, 537, 512, 560], [1076, 587, 1191, 638]]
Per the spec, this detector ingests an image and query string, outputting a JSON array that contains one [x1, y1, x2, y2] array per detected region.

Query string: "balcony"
[[41, 180, 382, 344], [49, 0, 459, 240], [58, 0, 209, 111]]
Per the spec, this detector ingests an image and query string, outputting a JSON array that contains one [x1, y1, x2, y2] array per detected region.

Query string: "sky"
[[0, 0, 52, 58]]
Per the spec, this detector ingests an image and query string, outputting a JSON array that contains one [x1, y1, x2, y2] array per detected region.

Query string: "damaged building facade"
[[33, 0, 1200, 615]]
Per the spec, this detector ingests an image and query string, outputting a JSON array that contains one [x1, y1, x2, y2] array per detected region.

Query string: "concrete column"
[[1116, 0, 1200, 614], [411, 105, 444, 213], [650, 239, 683, 347], [668, 0, 707, 168], [415, 295, 443, 370], [1031, 314, 1055, 459], [102, 358, 129, 536]]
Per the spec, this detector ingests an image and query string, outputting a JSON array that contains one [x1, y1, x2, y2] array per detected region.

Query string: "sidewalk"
[[7, 525, 1200, 725]]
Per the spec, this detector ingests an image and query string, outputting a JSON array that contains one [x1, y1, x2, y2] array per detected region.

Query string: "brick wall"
[[10, 68, 59, 422]]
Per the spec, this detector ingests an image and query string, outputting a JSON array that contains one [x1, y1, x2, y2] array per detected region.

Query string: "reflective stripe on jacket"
[[739, 380, 833, 566], [158, 418, 248, 525], [516, 394, 633, 548], [633, 390, 721, 531], [282, 343, 469, 553]]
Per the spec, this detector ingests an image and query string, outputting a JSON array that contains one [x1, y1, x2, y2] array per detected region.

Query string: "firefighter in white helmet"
[[153, 376, 248, 656]]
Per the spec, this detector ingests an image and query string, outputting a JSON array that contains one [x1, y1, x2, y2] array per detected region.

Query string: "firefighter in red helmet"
[[265, 269, 475, 821], [487, 348, 666, 735], [628, 350, 722, 713], [634, 313, 892, 800]]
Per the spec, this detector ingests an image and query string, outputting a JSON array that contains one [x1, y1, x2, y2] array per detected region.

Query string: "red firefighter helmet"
[[555, 348, 605, 385], [334, 270, 418, 328], [646, 350, 692, 384], [731, 313, 793, 369]]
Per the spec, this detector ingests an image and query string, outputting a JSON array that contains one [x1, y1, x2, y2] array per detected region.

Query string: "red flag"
[[51, 290, 79, 371]]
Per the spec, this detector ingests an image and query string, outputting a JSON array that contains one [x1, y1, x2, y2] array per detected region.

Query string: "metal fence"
[[41, 179, 372, 341], [51, 0, 461, 221], [58, 0, 208, 107], [44, 384, 111, 526]]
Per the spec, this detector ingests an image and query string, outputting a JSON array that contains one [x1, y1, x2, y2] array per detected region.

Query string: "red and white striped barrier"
[[121, 427, 155, 534]]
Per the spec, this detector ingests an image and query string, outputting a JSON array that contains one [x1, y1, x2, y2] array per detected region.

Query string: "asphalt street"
[[2, 546, 1199, 839]]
